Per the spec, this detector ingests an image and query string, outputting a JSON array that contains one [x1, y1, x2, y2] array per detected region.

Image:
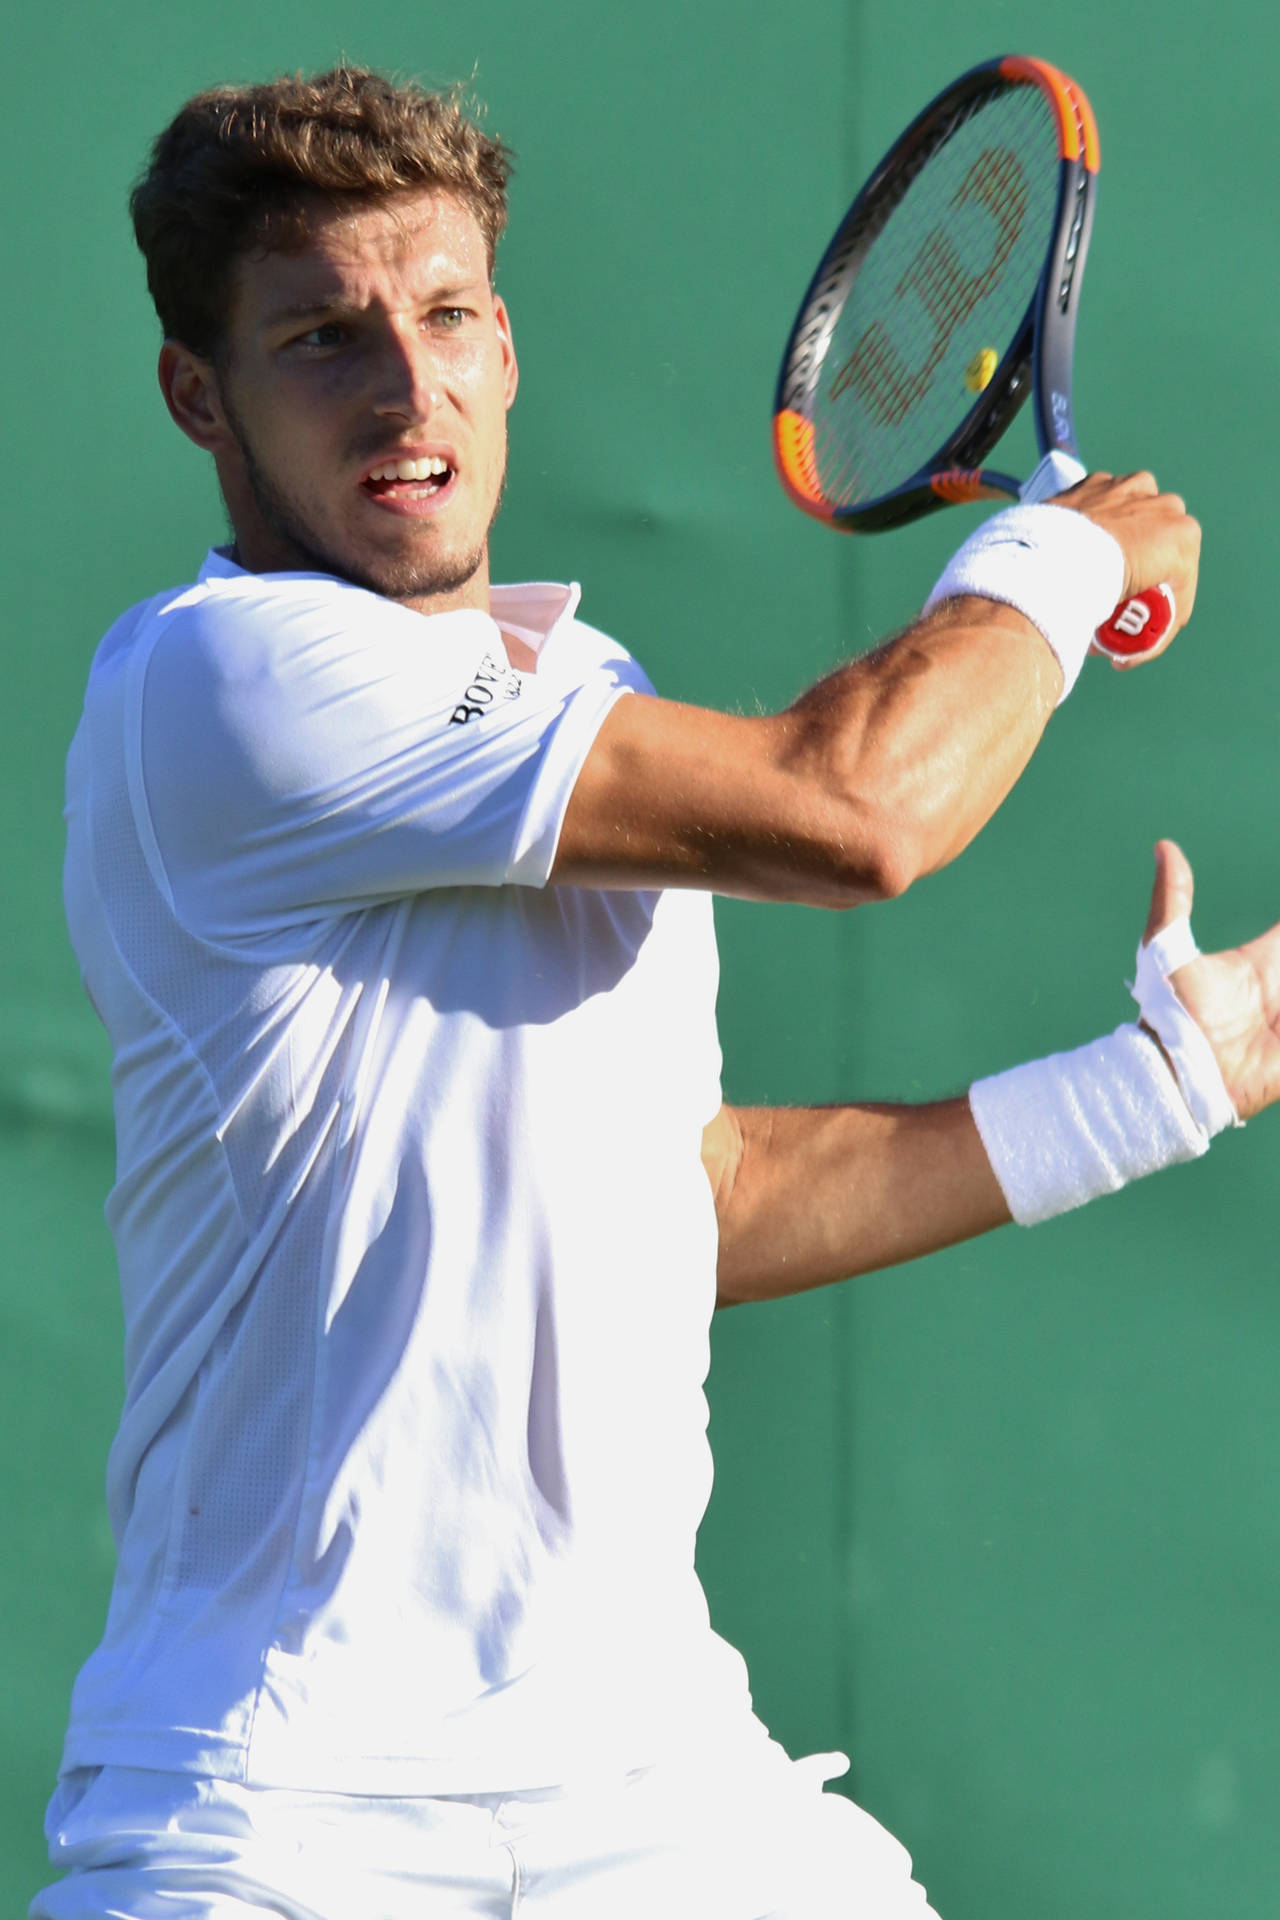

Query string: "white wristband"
[[970, 1023, 1206, 1226], [923, 503, 1125, 701], [1129, 915, 1241, 1135], [971, 911, 1240, 1226]]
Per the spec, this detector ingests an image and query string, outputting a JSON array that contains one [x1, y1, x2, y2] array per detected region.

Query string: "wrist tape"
[[970, 916, 1239, 1226], [923, 503, 1126, 702]]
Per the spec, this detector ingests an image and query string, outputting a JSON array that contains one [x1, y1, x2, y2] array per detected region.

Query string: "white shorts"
[[31, 1742, 940, 1920]]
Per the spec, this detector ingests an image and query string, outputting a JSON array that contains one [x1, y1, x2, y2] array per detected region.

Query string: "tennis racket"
[[772, 55, 1172, 663]]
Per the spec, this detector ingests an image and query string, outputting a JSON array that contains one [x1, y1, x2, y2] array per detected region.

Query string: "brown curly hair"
[[131, 67, 513, 358]]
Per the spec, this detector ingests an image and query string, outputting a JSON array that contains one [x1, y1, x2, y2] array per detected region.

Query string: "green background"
[[5, 1, 1276, 1914]]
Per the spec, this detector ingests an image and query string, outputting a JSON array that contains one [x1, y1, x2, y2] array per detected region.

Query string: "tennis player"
[[34, 67, 1280, 1920]]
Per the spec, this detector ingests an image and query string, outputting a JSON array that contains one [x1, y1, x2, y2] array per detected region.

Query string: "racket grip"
[[1093, 583, 1176, 661], [1019, 456, 1178, 662], [1020, 449, 1086, 503]]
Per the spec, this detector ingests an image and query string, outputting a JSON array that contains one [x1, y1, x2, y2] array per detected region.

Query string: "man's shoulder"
[[89, 557, 423, 695], [88, 561, 651, 708], [151, 555, 395, 645]]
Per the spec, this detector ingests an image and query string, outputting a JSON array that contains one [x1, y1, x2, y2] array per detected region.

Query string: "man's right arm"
[[553, 473, 1201, 905]]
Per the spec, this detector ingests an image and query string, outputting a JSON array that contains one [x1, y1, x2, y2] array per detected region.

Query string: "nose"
[[370, 322, 442, 423]]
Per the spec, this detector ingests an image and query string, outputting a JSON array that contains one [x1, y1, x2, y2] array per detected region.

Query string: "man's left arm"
[[704, 1096, 1009, 1306], [706, 840, 1280, 1307]]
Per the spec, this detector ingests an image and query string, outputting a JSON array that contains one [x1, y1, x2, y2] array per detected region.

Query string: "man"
[[35, 65, 1278, 1920]]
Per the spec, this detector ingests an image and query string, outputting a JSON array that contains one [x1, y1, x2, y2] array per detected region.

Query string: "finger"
[[1108, 623, 1182, 672], [1165, 508, 1201, 629], [1143, 838, 1195, 944], [1115, 510, 1201, 664]]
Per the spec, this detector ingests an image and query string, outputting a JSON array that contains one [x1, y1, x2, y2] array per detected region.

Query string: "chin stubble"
[[220, 387, 504, 603]]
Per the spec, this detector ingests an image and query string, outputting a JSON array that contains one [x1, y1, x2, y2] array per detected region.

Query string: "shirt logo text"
[[450, 652, 524, 725]]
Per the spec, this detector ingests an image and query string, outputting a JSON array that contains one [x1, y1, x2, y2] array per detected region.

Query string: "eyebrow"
[[259, 283, 488, 330]]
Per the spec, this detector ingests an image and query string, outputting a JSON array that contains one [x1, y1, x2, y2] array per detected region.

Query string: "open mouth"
[[362, 455, 456, 502]]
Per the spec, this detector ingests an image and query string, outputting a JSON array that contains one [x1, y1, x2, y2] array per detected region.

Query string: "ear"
[[493, 294, 519, 410], [158, 340, 235, 453]]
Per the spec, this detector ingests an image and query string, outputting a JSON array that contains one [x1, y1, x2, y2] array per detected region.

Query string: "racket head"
[[774, 56, 1100, 533]]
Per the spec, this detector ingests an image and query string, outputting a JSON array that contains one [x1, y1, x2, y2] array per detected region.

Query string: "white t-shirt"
[[60, 552, 754, 1792]]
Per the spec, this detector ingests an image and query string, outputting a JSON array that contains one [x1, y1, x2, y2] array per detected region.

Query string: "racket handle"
[[1020, 449, 1086, 504], [1093, 583, 1176, 661], [1019, 453, 1178, 661]]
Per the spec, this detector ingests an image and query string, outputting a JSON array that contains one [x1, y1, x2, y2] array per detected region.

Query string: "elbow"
[[816, 809, 924, 907], [774, 714, 928, 906], [854, 817, 922, 902]]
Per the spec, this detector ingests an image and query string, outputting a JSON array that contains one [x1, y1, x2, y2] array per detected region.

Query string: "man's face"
[[204, 189, 517, 613]]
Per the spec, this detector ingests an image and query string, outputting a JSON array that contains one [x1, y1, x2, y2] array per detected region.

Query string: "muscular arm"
[[556, 597, 1061, 905], [552, 474, 1199, 906], [702, 1099, 1010, 1306]]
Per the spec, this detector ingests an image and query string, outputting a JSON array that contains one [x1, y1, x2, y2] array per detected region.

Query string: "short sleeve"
[[134, 577, 635, 941]]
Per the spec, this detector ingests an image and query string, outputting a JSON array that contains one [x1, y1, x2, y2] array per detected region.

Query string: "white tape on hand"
[[1130, 915, 1242, 1137]]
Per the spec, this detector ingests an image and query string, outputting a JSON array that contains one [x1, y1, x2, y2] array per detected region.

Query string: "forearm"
[[777, 595, 1062, 894], [709, 1098, 1010, 1306]]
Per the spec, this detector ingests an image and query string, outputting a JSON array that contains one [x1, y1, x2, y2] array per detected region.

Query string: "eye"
[[432, 307, 470, 330], [294, 322, 347, 350]]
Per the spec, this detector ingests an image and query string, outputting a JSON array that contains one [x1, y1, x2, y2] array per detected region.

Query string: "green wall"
[[5, 2, 1277, 1914]]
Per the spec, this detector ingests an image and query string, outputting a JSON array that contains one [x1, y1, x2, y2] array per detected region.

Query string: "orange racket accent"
[[772, 408, 832, 519], [930, 468, 1009, 505], [998, 55, 1091, 166], [1064, 74, 1101, 171]]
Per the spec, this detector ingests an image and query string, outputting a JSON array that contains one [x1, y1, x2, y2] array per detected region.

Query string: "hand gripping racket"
[[772, 55, 1172, 662]]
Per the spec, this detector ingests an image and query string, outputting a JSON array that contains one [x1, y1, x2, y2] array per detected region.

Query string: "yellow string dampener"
[[965, 346, 998, 393]]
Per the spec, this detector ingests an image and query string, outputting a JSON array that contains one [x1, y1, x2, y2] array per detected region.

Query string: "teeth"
[[368, 456, 450, 482]]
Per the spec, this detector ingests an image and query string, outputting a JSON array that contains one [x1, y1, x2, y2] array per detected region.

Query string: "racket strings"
[[832, 152, 1027, 429], [807, 82, 1061, 509]]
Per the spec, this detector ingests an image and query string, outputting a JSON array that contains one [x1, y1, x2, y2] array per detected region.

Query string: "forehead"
[[233, 188, 491, 321]]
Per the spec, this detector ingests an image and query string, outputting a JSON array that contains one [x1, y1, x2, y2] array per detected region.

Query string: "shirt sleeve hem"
[[506, 682, 636, 887]]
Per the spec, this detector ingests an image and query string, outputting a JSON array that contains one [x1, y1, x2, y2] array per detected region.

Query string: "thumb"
[[1142, 838, 1195, 945]]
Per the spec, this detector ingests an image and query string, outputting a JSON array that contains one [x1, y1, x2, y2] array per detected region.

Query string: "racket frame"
[[773, 55, 1099, 533]]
